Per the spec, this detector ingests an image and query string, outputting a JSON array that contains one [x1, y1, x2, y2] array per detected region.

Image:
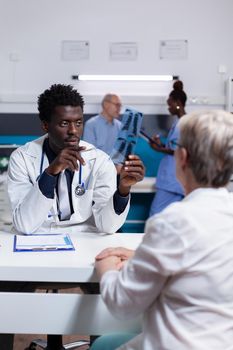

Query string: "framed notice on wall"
[[226, 77, 233, 112], [159, 40, 188, 60], [109, 42, 138, 61], [61, 40, 89, 61]]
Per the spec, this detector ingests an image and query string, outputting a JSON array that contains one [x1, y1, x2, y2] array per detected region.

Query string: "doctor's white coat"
[[7, 135, 130, 235]]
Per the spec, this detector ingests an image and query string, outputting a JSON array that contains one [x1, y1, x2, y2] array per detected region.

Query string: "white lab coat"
[[101, 187, 233, 350], [7, 135, 130, 234]]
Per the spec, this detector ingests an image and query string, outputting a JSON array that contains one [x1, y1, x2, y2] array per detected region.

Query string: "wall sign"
[[109, 42, 138, 61], [61, 40, 89, 61], [159, 40, 188, 60]]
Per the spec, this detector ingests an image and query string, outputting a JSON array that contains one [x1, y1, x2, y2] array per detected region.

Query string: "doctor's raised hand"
[[118, 154, 145, 196], [45, 144, 86, 175]]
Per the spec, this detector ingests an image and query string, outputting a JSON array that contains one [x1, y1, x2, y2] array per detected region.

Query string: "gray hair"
[[178, 110, 233, 187]]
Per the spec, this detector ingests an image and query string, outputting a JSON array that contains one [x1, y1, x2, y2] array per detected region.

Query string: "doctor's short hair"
[[38, 84, 84, 122], [178, 110, 233, 187]]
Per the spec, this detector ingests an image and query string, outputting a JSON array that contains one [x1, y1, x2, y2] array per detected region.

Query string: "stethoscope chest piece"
[[75, 163, 86, 196], [39, 146, 87, 198], [75, 184, 85, 196]]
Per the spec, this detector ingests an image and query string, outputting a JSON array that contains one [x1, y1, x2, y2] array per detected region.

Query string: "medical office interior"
[[0, 0, 233, 347]]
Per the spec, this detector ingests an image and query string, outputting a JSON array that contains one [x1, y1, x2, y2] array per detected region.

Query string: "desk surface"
[[0, 231, 143, 283], [131, 176, 156, 193], [0, 231, 143, 335]]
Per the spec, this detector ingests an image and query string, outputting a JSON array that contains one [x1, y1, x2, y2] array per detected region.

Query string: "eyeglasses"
[[107, 101, 122, 109], [169, 140, 183, 149]]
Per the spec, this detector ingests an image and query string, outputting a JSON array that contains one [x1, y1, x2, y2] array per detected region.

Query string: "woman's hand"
[[96, 247, 135, 261], [149, 135, 162, 151], [95, 247, 135, 279], [149, 136, 173, 155], [95, 255, 122, 279]]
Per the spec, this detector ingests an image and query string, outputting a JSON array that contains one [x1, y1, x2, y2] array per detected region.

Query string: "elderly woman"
[[91, 110, 233, 350]]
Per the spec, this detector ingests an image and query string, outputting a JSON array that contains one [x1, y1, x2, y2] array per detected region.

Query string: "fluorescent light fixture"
[[74, 74, 177, 82]]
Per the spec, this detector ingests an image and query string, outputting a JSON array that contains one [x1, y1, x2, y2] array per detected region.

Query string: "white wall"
[[0, 0, 233, 113]]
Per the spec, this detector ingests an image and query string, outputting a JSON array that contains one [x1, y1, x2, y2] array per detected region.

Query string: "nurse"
[[149, 80, 186, 216], [7, 84, 145, 235]]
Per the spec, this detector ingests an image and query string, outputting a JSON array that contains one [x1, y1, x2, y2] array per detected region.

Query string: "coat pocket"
[[71, 188, 94, 222]]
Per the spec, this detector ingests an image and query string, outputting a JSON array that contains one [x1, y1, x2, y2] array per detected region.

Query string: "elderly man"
[[83, 93, 122, 156]]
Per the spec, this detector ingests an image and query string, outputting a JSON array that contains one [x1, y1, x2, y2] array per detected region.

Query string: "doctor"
[[7, 84, 144, 235], [1, 84, 144, 350]]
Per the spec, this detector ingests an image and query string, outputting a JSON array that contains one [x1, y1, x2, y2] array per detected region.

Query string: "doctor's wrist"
[[117, 185, 130, 197], [45, 165, 61, 176], [38, 171, 57, 198]]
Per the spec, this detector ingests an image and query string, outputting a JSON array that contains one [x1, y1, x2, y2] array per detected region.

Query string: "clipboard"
[[13, 233, 75, 252]]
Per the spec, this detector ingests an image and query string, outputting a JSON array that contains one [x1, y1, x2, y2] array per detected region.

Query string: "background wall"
[[0, 0, 233, 113], [1, 0, 233, 231]]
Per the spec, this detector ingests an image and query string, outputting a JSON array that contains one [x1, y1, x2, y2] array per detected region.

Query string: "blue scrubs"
[[149, 119, 184, 216]]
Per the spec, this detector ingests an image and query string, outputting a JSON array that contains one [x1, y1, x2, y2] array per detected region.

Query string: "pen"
[[81, 148, 92, 153], [31, 247, 59, 251]]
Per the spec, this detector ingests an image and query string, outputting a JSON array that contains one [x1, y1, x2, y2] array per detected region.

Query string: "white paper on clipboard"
[[13, 233, 75, 252]]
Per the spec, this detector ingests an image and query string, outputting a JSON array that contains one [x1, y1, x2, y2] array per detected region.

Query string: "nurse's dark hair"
[[169, 80, 187, 107], [38, 84, 84, 122]]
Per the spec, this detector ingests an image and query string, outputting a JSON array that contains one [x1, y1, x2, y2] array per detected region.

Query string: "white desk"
[[0, 231, 143, 335], [131, 176, 156, 193], [0, 231, 143, 282]]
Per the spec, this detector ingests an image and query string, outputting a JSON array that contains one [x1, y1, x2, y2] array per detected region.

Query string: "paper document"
[[13, 233, 75, 252]]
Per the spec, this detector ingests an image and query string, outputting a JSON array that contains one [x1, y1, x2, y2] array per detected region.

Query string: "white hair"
[[178, 110, 233, 187]]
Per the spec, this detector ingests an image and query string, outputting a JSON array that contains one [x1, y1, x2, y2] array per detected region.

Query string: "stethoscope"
[[74, 165, 85, 196], [38, 150, 86, 197]]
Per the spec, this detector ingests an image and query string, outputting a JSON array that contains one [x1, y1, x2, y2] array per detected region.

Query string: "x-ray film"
[[111, 108, 143, 164]]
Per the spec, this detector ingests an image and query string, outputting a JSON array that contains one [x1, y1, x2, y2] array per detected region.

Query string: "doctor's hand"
[[45, 146, 86, 176], [118, 155, 145, 196]]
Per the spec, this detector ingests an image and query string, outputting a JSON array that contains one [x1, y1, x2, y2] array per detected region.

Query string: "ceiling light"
[[72, 74, 178, 82]]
